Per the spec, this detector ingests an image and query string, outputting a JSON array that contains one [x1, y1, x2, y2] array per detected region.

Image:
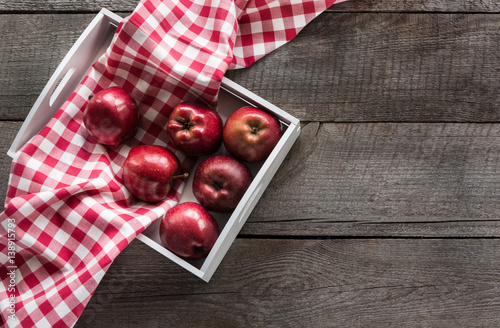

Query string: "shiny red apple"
[[160, 202, 219, 259], [222, 107, 282, 163], [167, 103, 223, 156], [192, 155, 252, 213], [83, 86, 139, 146], [122, 145, 187, 203]]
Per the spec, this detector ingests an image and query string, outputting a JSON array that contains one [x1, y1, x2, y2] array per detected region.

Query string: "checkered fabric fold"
[[0, 0, 344, 327]]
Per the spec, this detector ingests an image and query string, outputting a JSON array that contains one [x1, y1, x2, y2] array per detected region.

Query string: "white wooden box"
[[8, 9, 301, 282]]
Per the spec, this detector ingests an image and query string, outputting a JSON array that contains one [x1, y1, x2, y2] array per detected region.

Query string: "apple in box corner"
[[160, 202, 220, 259]]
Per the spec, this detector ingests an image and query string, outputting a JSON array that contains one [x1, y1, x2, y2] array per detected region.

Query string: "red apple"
[[167, 102, 223, 157], [83, 86, 139, 146], [160, 202, 219, 259], [192, 155, 252, 213], [223, 107, 282, 162], [122, 145, 187, 203]]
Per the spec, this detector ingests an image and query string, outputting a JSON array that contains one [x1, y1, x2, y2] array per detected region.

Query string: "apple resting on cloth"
[[122, 145, 187, 203], [167, 102, 223, 157], [223, 107, 282, 162], [192, 155, 252, 212], [160, 202, 219, 259], [83, 86, 139, 146]]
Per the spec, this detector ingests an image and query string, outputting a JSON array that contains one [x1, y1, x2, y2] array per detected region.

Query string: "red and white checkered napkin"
[[0, 0, 344, 326]]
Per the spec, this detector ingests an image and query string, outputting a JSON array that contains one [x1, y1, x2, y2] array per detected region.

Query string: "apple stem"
[[172, 172, 189, 180], [88, 95, 94, 100]]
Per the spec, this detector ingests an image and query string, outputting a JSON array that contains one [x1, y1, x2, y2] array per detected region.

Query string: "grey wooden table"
[[1, 0, 500, 327]]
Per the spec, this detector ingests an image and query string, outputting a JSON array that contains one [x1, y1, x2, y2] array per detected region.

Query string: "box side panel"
[[8, 10, 122, 157]]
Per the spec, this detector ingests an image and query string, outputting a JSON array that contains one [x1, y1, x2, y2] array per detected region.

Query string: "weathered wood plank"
[[0, 1, 138, 12], [76, 238, 500, 327], [1, 0, 499, 13], [0, 122, 22, 207], [1, 122, 499, 237], [0, 14, 108, 121], [329, 0, 500, 13], [225, 12, 500, 122], [2, 13, 499, 122], [243, 122, 500, 237]]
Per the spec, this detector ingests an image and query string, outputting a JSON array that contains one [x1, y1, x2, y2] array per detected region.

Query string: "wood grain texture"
[[243, 122, 500, 237], [2, 13, 499, 122], [76, 238, 500, 327], [1, 0, 499, 13], [0, 14, 107, 120], [225, 12, 500, 122], [329, 0, 500, 13], [1, 122, 498, 237], [0, 1, 138, 12], [0, 122, 22, 207]]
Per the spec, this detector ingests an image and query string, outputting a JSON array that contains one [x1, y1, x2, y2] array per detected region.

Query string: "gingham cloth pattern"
[[0, 0, 345, 327]]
